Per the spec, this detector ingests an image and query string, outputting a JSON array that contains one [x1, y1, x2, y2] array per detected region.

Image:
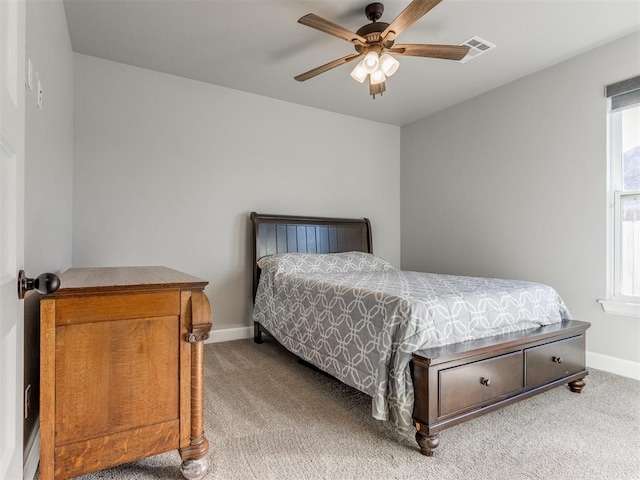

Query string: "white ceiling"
[[63, 0, 640, 126]]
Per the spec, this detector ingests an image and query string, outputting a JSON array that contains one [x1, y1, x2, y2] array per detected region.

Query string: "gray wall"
[[72, 54, 401, 332], [24, 0, 73, 461], [401, 32, 640, 367]]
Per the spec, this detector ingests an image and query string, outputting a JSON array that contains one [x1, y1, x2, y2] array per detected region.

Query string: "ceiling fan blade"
[[298, 14, 368, 46], [294, 54, 362, 82], [381, 0, 442, 43], [390, 44, 470, 60]]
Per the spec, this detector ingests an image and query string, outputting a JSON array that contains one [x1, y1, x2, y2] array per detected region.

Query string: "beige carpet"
[[43, 338, 640, 479]]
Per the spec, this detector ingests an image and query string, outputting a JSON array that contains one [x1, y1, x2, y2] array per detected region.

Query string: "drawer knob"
[[480, 377, 492, 387], [552, 356, 564, 364]]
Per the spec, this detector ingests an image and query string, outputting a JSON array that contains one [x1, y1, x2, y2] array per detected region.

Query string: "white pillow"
[[257, 251, 394, 275]]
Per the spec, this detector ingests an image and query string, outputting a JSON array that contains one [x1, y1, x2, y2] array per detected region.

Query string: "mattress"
[[252, 251, 572, 432]]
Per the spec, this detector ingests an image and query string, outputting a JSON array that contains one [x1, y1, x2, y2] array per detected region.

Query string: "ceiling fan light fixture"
[[369, 79, 386, 98], [379, 54, 400, 77], [294, 0, 471, 99], [362, 51, 379, 74], [350, 60, 368, 83], [370, 69, 386, 85]]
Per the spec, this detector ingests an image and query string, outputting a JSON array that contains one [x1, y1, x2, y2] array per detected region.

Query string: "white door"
[[0, 0, 25, 479]]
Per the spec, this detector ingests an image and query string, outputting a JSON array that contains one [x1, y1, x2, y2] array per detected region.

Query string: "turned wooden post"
[[180, 290, 212, 480]]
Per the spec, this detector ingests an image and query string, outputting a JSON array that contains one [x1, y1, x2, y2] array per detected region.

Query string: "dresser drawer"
[[55, 291, 180, 325], [525, 335, 585, 388], [439, 352, 523, 417]]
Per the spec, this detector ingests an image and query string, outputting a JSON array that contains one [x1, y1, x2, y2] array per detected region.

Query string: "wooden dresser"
[[39, 267, 212, 480]]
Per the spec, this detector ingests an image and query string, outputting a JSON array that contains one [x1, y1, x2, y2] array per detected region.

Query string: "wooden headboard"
[[250, 212, 373, 299]]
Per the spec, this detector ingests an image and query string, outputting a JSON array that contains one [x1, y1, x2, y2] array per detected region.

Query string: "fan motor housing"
[[356, 21, 389, 38], [355, 3, 394, 50], [355, 22, 393, 52]]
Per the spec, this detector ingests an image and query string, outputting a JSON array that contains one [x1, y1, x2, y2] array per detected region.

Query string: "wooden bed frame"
[[250, 212, 590, 456]]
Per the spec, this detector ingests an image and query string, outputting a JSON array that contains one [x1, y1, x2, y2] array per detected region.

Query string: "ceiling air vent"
[[459, 36, 496, 64]]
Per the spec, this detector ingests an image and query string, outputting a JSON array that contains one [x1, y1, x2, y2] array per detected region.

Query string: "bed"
[[250, 212, 589, 455]]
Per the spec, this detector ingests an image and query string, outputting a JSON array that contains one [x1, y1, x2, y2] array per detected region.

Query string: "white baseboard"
[[586, 351, 640, 380], [203, 328, 640, 381], [23, 425, 39, 480], [205, 326, 253, 344]]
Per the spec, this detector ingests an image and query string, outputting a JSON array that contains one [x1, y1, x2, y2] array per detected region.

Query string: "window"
[[601, 76, 640, 317]]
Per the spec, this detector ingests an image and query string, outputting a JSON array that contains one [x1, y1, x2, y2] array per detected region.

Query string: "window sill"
[[598, 299, 640, 318]]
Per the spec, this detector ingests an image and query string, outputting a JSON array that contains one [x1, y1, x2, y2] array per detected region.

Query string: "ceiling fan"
[[294, 0, 470, 98]]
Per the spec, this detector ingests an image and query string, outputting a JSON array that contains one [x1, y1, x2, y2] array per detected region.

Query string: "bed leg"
[[568, 378, 586, 393], [415, 426, 439, 456], [254, 322, 263, 344]]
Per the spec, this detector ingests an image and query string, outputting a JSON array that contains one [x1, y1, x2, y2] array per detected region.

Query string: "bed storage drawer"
[[438, 352, 523, 417], [525, 335, 585, 388], [412, 321, 589, 456]]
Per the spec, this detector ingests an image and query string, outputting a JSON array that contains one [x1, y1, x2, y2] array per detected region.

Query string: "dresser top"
[[43, 266, 208, 297]]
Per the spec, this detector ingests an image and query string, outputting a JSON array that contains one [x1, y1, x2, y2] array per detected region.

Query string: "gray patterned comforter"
[[252, 252, 572, 432]]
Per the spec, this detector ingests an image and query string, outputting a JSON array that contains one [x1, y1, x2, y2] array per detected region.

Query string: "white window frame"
[[600, 89, 640, 317]]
